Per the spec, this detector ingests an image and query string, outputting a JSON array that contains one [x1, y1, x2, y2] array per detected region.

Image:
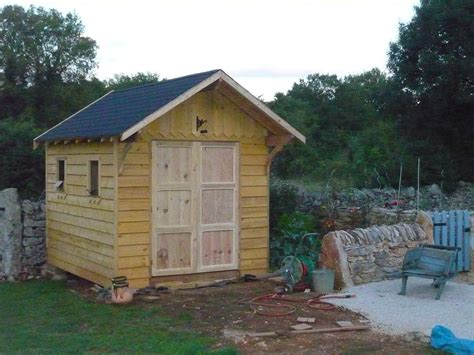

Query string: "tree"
[[105, 72, 161, 91], [388, 0, 474, 184], [269, 70, 406, 187], [0, 5, 98, 126]]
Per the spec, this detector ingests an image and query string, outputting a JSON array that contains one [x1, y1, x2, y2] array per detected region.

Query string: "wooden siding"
[[46, 142, 116, 286], [117, 89, 270, 287]]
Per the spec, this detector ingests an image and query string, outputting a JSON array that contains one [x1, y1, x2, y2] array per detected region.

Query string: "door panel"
[[152, 141, 239, 276], [202, 146, 235, 183], [199, 142, 238, 271], [201, 189, 234, 224], [152, 142, 195, 275], [201, 230, 233, 266], [156, 232, 192, 270]]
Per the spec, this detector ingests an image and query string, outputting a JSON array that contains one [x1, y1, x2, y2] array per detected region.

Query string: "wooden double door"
[[151, 141, 239, 276]]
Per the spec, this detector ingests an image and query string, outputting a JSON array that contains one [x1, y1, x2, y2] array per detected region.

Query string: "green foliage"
[[269, 178, 299, 233], [105, 72, 161, 91], [270, 69, 409, 187], [0, 117, 43, 198], [269, 212, 319, 270], [0, 280, 235, 353], [388, 0, 474, 185], [0, 5, 98, 127]]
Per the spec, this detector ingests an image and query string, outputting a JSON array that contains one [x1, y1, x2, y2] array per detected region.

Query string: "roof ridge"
[[112, 69, 222, 93]]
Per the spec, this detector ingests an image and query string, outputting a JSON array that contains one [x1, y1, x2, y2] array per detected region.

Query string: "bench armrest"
[[402, 249, 421, 270]]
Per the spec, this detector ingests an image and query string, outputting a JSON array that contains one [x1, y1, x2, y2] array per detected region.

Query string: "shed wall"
[[46, 142, 116, 286], [117, 89, 270, 288]]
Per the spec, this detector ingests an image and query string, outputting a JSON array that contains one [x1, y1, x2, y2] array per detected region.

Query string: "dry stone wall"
[[0, 188, 46, 279], [319, 214, 433, 289]]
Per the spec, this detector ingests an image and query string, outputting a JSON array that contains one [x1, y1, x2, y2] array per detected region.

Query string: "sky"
[[3, 0, 419, 100]]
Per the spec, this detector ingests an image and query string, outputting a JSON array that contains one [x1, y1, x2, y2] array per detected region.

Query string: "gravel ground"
[[330, 278, 474, 339]]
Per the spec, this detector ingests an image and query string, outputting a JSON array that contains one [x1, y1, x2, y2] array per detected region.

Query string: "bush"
[[269, 211, 320, 270], [269, 178, 299, 234], [0, 117, 44, 198]]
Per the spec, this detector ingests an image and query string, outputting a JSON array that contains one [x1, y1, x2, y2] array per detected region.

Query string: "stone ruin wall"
[[0, 188, 46, 279], [319, 213, 434, 289]]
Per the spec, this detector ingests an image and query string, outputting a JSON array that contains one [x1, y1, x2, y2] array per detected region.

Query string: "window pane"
[[58, 160, 65, 181], [90, 160, 99, 196]]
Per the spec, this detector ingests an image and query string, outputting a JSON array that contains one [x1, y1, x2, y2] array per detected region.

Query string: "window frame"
[[87, 158, 100, 197], [56, 157, 66, 192]]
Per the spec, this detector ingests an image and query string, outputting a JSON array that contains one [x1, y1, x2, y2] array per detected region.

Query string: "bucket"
[[111, 276, 133, 304], [312, 269, 335, 295]]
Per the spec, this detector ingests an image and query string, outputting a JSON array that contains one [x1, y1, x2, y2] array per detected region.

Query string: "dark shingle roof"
[[36, 69, 220, 142]]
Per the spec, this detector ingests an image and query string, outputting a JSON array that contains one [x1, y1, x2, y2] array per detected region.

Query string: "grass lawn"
[[0, 280, 235, 354]]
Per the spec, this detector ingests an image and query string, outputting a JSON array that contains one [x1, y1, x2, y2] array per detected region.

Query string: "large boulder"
[[318, 232, 353, 290], [0, 188, 22, 279]]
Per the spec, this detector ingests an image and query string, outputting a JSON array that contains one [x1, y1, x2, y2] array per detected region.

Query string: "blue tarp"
[[431, 325, 474, 354]]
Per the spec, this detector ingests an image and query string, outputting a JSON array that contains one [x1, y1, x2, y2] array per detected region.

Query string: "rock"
[[42, 263, 68, 280], [428, 184, 442, 196], [0, 188, 22, 278], [318, 232, 353, 290], [416, 211, 433, 244]]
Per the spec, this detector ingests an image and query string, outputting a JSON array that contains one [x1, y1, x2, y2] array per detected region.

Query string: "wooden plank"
[[241, 217, 267, 229], [121, 153, 150, 165], [241, 176, 267, 187], [48, 229, 114, 257], [455, 211, 463, 272], [118, 210, 150, 223], [48, 201, 115, 223], [120, 165, 150, 176], [240, 248, 268, 260], [241, 186, 267, 197], [241, 155, 267, 166], [240, 258, 268, 270], [433, 212, 440, 244], [128, 278, 150, 289], [48, 210, 114, 235], [241, 165, 267, 176], [240, 267, 267, 276], [48, 238, 114, 268], [118, 233, 150, 246], [241, 206, 268, 218], [241, 196, 268, 208], [441, 211, 448, 246], [118, 244, 149, 257], [241, 238, 268, 250], [118, 221, 150, 234], [47, 221, 114, 246], [118, 267, 150, 279], [118, 176, 149, 187], [48, 193, 114, 212], [118, 187, 149, 199], [48, 255, 111, 287], [463, 211, 471, 272], [241, 227, 268, 239], [291, 326, 370, 334], [241, 144, 267, 155], [48, 246, 114, 277], [118, 256, 149, 268], [118, 199, 150, 211]]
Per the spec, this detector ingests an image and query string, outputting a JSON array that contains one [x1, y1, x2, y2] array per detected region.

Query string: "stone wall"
[[21, 200, 46, 272], [319, 213, 433, 289], [0, 188, 46, 279]]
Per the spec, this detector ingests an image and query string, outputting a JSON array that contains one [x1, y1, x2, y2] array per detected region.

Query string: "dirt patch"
[[68, 278, 438, 354]]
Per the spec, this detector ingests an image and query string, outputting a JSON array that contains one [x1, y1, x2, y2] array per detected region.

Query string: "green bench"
[[399, 244, 458, 300]]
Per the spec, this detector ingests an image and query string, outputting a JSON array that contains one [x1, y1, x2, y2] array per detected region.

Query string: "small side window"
[[89, 160, 99, 196], [56, 159, 65, 191]]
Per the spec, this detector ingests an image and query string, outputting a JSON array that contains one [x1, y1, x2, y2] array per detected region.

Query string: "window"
[[56, 159, 65, 191], [89, 160, 99, 196]]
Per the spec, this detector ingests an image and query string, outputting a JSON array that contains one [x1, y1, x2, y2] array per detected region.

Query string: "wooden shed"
[[34, 70, 305, 288]]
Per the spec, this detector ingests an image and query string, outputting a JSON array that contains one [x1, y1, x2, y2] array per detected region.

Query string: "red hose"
[[239, 293, 355, 316]]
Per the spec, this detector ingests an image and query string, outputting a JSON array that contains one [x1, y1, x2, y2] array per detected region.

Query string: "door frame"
[[151, 140, 240, 277]]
